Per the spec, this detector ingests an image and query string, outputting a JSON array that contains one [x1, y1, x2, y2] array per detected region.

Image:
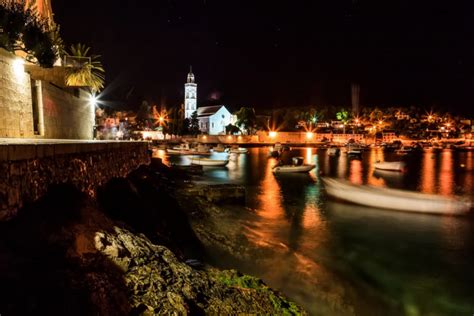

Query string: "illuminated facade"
[[11, 0, 54, 24], [184, 68, 197, 119]]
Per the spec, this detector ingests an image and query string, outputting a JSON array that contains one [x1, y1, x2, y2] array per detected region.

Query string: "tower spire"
[[187, 66, 195, 83]]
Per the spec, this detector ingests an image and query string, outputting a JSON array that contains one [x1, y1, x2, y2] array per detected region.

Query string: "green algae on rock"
[[94, 226, 307, 315]]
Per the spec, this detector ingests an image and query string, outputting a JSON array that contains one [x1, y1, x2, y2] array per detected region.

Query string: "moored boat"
[[322, 178, 471, 215], [213, 144, 227, 153], [374, 161, 406, 172], [190, 157, 229, 166], [327, 147, 340, 156], [228, 146, 248, 154], [272, 164, 315, 174]]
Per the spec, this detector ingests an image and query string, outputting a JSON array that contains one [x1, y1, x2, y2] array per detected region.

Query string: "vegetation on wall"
[[0, 1, 57, 67]]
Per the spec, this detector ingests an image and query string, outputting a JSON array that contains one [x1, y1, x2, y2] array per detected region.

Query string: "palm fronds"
[[65, 43, 105, 93]]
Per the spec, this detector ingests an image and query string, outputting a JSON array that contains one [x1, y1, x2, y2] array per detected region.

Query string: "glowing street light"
[[269, 131, 277, 138], [306, 132, 314, 140], [89, 94, 99, 107]]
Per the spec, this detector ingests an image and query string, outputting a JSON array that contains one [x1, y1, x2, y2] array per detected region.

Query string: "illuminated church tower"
[[184, 67, 197, 119]]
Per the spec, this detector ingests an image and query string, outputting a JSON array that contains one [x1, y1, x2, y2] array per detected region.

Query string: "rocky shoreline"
[[0, 159, 307, 315]]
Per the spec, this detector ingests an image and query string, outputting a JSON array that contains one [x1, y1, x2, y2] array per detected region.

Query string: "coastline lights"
[[269, 131, 278, 138]]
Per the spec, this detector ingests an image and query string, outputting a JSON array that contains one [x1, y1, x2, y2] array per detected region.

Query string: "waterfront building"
[[197, 105, 234, 135], [184, 67, 197, 119]]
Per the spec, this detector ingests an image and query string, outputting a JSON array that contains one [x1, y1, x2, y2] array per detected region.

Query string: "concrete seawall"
[[0, 140, 150, 220]]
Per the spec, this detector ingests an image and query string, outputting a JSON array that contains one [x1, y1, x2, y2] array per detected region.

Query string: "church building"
[[183, 69, 234, 135]]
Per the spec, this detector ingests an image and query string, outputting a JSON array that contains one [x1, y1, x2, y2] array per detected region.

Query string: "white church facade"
[[184, 69, 234, 135], [197, 105, 234, 135]]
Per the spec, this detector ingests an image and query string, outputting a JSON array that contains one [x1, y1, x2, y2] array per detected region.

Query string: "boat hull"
[[374, 161, 405, 172], [273, 164, 315, 173], [190, 158, 229, 166], [322, 178, 471, 215]]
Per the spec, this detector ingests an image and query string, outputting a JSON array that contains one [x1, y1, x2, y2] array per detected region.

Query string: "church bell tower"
[[184, 67, 197, 119]]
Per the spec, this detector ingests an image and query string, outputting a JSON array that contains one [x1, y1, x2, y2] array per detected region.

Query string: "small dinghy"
[[273, 157, 315, 173], [190, 157, 229, 166], [327, 147, 340, 156], [374, 161, 406, 172], [213, 144, 227, 153], [273, 164, 316, 173], [322, 178, 471, 215], [228, 146, 248, 154]]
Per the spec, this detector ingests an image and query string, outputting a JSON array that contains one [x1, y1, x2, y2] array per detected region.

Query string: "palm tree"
[[336, 109, 350, 134], [65, 43, 105, 93]]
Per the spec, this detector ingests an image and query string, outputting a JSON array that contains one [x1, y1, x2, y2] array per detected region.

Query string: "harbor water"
[[159, 147, 474, 316]]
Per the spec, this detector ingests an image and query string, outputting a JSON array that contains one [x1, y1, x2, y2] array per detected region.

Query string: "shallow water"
[[158, 147, 474, 316]]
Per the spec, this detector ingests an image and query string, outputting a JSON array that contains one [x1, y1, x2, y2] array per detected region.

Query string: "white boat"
[[374, 161, 406, 172], [167, 148, 191, 155], [327, 148, 340, 156], [322, 178, 471, 215], [167, 143, 192, 154], [213, 144, 227, 153], [272, 164, 315, 174], [190, 157, 229, 166], [228, 147, 248, 154]]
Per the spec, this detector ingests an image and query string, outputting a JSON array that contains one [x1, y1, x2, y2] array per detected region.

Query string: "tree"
[[180, 118, 191, 135], [189, 111, 200, 135], [336, 109, 350, 134], [65, 43, 105, 93], [136, 100, 153, 130], [225, 124, 240, 135], [0, 2, 57, 67], [235, 107, 257, 135]]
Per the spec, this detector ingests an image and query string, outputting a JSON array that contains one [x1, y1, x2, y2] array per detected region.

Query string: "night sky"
[[53, 0, 473, 114]]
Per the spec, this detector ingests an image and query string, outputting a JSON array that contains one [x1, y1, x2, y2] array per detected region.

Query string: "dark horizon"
[[53, 0, 473, 115]]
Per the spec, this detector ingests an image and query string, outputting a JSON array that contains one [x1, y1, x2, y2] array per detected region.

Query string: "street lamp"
[[89, 94, 99, 107]]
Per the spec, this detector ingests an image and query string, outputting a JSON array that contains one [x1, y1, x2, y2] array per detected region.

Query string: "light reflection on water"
[[158, 147, 474, 316]]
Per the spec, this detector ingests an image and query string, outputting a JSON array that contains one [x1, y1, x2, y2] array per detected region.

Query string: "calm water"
[[158, 148, 474, 316]]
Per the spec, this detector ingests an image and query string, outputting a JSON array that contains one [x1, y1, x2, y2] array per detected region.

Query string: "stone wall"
[[0, 141, 150, 220], [41, 83, 95, 139], [0, 49, 34, 138]]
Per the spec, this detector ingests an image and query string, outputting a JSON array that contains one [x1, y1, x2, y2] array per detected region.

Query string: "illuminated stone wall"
[[41, 83, 95, 139], [0, 49, 35, 138], [0, 141, 150, 220], [0, 48, 95, 140]]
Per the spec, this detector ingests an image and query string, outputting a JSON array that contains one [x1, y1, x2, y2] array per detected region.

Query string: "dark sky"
[[53, 0, 473, 114]]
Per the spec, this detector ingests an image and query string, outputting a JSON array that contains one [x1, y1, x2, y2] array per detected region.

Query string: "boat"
[[327, 147, 340, 156], [374, 161, 406, 172], [269, 143, 283, 158], [395, 146, 414, 155], [190, 157, 229, 166], [322, 178, 471, 215], [167, 143, 192, 155], [213, 144, 227, 153], [273, 164, 315, 173], [273, 157, 315, 173], [189, 144, 212, 155], [227, 146, 248, 154]]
